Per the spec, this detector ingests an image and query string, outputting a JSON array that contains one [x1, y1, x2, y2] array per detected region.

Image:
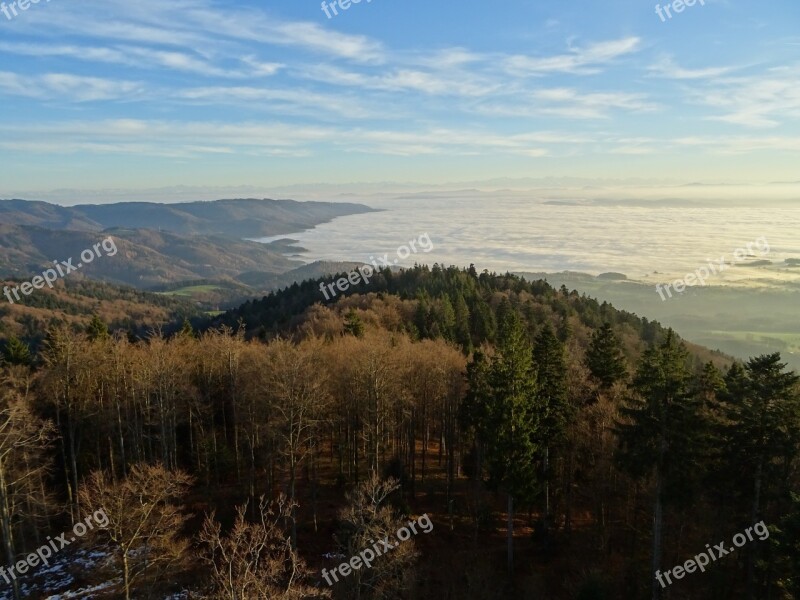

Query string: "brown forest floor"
[[187, 438, 629, 600]]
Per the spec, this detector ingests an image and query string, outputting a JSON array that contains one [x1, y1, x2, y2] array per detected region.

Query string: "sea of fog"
[[254, 196, 800, 285]]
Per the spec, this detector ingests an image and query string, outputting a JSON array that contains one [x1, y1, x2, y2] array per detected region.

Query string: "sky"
[[1, 0, 799, 200]]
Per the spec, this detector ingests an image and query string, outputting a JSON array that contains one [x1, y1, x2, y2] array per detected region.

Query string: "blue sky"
[[1, 0, 799, 198]]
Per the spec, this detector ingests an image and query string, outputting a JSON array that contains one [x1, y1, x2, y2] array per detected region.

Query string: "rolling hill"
[[0, 198, 378, 238]]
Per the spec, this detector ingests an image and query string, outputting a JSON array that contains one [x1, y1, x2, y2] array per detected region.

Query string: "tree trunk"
[[422, 406, 428, 483], [564, 449, 573, 535], [123, 549, 132, 600], [68, 420, 80, 519], [311, 442, 318, 532], [0, 468, 21, 600], [289, 459, 297, 549], [544, 446, 551, 546], [747, 455, 763, 600], [651, 467, 664, 600], [507, 493, 514, 577]]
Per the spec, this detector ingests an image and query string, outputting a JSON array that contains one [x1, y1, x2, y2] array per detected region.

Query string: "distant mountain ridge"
[[0, 198, 378, 306], [0, 198, 378, 238], [0, 225, 371, 307]]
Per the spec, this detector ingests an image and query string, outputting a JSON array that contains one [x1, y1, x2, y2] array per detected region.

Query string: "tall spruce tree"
[[586, 323, 627, 389], [461, 349, 493, 540], [453, 293, 472, 352], [489, 308, 540, 576], [414, 295, 430, 338], [616, 331, 705, 600], [724, 353, 800, 599], [438, 295, 456, 341], [463, 308, 540, 577], [532, 323, 571, 543], [472, 296, 496, 343]]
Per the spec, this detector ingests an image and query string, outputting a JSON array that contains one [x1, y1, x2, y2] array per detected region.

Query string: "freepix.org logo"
[[3, 237, 118, 305], [1, 0, 53, 22], [0, 508, 109, 585], [655, 0, 705, 22], [321, 0, 373, 20]]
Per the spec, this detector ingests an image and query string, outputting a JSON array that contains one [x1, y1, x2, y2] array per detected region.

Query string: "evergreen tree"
[[697, 361, 731, 528], [474, 308, 541, 576], [86, 314, 110, 341], [472, 296, 496, 343], [461, 350, 493, 457], [460, 349, 493, 538], [616, 331, 705, 600], [453, 293, 472, 352], [532, 323, 571, 542], [697, 361, 727, 449], [724, 353, 800, 599], [1, 335, 32, 366], [698, 361, 726, 403], [438, 295, 456, 341], [344, 310, 365, 338], [178, 317, 195, 338], [556, 313, 572, 343], [414, 296, 430, 338], [533, 324, 570, 436], [586, 323, 627, 389]]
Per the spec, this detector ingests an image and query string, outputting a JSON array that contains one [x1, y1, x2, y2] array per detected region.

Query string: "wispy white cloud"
[[123, 47, 283, 78], [648, 55, 736, 79], [505, 37, 641, 75], [0, 41, 284, 79], [648, 56, 734, 79], [174, 86, 378, 119], [0, 0, 797, 188], [301, 64, 498, 97], [0, 119, 595, 158], [475, 88, 657, 119], [12, 0, 385, 63], [0, 72, 143, 101], [678, 65, 800, 128]]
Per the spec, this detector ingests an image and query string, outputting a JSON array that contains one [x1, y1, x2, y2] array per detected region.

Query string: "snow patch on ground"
[[0, 547, 189, 599]]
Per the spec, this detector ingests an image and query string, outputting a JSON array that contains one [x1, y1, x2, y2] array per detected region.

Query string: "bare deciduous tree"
[[79, 463, 193, 600], [335, 474, 419, 600], [199, 494, 328, 600], [265, 338, 331, 547], [0, 393, 55, 600]]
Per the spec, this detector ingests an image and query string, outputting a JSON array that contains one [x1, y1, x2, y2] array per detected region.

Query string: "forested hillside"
[[0, 266, 798, 599], [217, 264, 725, 365], [0, 199, 377, 238], [0, 277, 199, 353], [0, 224, 300, 288]]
